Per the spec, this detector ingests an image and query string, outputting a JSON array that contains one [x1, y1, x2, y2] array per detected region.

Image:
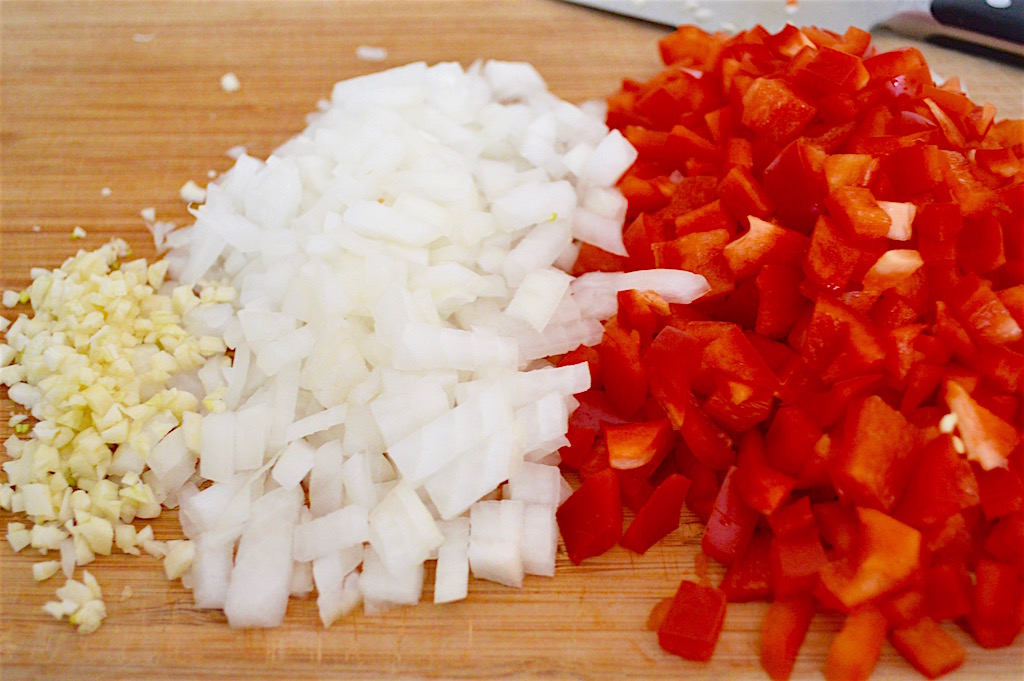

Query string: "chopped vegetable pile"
[[555, 23, 1022, 680]]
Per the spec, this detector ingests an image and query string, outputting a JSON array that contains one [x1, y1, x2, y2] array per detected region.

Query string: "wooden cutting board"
[[1, 2, 1022, 679]]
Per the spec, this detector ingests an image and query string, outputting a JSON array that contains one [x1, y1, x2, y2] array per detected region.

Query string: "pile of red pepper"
[[555, 23, 1022, 680]]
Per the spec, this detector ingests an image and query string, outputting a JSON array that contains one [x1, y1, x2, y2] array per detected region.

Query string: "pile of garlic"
[[1, 239, 227, 630]]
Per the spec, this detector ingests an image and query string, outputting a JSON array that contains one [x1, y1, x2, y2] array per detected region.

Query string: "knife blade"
[[562, 0, 1024, 58]]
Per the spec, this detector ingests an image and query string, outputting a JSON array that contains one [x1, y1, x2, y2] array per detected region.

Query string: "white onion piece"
[[271, 439, 316, 491], [191, 534, 235, 609], [232, 403, 268, 471], [285, 403, 348, 443], [293, 506, 369, 562], [359, 546, 425, 608], [580, 128, 637, 188], [386, 383, 514, 485], [571, 269, 711, 320], [147, 429, 197, 492], [223, 486, 301, 628], [308, 441, 346, 518], [520, 503, 558, 577], [367, 480, 443, 572], [506, 461, 563, 508], [199, 412, 235, 483], [433, 517, 470, 604], [468, 500, 525, 588], [505, 268, 573, 332]]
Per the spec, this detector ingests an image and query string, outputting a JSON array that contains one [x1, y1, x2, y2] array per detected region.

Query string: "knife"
[[562, 0, 1024, 59]]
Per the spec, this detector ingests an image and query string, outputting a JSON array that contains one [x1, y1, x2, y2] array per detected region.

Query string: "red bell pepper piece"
[[571, 242, 629, 275], [605, 419, 675, 472], [951, 275, 1023, 347], [983, 512, 1024, 563], [717, 164, 774, 221], [734, 430, 796, 515], [657, 24, 726, 69], [643, 326, 703, 429], [720, 530, 773, 602], [879, 585, 927, 628], [889, 617, 966, 679], [621, 212, 664, 268], [925, 562, 973, 622], [813, 501, 860, 556], [740, 76, 817, 144], [831, 395, 920, 512], [555, 468, 622, 565], [880, 144, 946, 201], [892, 435, 980, 528], [559, 390, 627, 471], [702, 466, 759, 565], [817, 508, 923, 611], [768, 496, 816, 537], [826, 186, 892, 239], [795, 45, 869, 94], [618, 470, 655, 513], [764, 405, 823, 478], [824, 153, 879, 190], [598, 320, 648, 419], [944, 379, 1020, 473], [681, 396, 737, 471], [701, 324, 782, 393], [656, 579, 728, 661], [673, 199, 737, 238], [974, 464, 1024, 520], [652, 228, 735, 298], [760, 595, 816, 681], [755, 264, 807, 339], [823, 606, 889, 681], [770, 527, 828, 598], [620, 473, 692, 554], [863, 46, 927, 82], [803, 216, 864, 292], [968, 559, 1023, 648], [667, 122, 719, 161], [723, 216, 809, 279], [957, 215, 1007, 275], [762, 139, 828, 233], [701, 378, 775, 434]]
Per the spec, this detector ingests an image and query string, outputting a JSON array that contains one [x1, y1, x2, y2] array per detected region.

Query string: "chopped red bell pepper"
[[734, 430, 797, 514], [770, 527, 828, 597], [761, 595, 816, 681], [598, 320, 649, 419], [944, 379, 1020, 472], [702, 466, 759, 565], [826, 186, 892, 239], [720, 530, 773, 602], [968, 558, 1023, 648], [889, 617, 966, 679], [823, 606, 889, 681], [755, 264, 808, 339], [656, 579, 728, 661], [818, 508, 923, 611], [892, 434, 980, 528], [740, 76, 817, 144], [925, 562, 973, 622], [555, 468, 622, 565], [723, 216, 809, 279], [621, 473, 692, 554], [831, 395, 920, 511], [605, 419, 675, 472]]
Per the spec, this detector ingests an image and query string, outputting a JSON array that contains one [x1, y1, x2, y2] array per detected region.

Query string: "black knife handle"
[[931, 0, 1024, 45]]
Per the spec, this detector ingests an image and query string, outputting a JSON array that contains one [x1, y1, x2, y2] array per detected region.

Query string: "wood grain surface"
[[1, 2, 1022, 680]]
